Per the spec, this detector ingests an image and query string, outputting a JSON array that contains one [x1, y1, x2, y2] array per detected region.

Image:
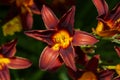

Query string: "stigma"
[[52, 30, 72, 50]]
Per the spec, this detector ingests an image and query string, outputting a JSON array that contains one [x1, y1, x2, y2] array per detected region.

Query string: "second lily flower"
[[25, 5, 98, 71]]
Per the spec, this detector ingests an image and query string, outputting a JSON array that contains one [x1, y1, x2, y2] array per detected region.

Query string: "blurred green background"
[[0, 0, 120, 80]]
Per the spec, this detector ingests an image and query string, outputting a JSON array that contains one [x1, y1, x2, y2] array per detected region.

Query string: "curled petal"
[[72, 30, 99, 46], [58, 6, 75, 36], [95, 29, 120, 37], [74, 46, 88, 66], [0, 66, 10, 80], [20, 11, 33, 30], [114, 77, 120, 80], [7, 57, 32, 69], [39, 46, 60, 70], [41, 5, 59, 29], [109, 2, 120, 21], [114, 46, 120, 57], [67, 67, 83, 80], [25, 30, 56, 45], [99, 70, 114, 80], [60, 45, 76, 71], [1, 39, 17, 57], [92, 0, 108, 17], [47, 57, 63, 71], [85, 55, 100, 72], [30, 3, 41, 15]]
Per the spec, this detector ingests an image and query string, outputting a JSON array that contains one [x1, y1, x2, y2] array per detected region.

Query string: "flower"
[[2, 0, 40, 36], [104, 64, 120, 80], [68, 55, 114, 80], [92, 0, 120, 37], [25, 5, 98, 71], [0, 39, 32, 80]]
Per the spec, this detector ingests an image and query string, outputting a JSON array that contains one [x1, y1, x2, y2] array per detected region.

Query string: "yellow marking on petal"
[[2, 16, 22, 36], [0, 55, 10, 70], [116, 64, 120, 76], [52, 30, 72, 50], [78, 71, 97, 80]]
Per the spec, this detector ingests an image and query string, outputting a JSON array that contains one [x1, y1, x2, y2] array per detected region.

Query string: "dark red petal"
[[41, 5, 59, 29], [0, 66, 10, 80], [47, 57, 63, 71], [92, 0, 108, 16], [30, 3, 41, 15], [74, 46, 88, 66], [114, 46, 120, 57], [85, 55, 100, 72], [7, 57, 32, 69], [67, 67, 83, 80], [39, 46, 60, 70], [114, 76, 120, 80], [1, 39, 17, 57], [57, 6, 75, 36], [59, 45, 76, 71], [20, 11, 33, 30], [99, 70, 114, 80], [24, 30, 56, 45], [72, 30, 99, 46], [109, 2, 120, 21]]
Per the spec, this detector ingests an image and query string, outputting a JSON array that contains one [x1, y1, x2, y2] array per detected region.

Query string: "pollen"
[[0, 55, 10, 70], [78, 71, 97, 80], [52, 30, 72, 50]]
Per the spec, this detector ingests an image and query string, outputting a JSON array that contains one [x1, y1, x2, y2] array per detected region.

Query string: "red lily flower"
[[68, 55, 114, 80], [0, 39, 32, 80], [25, 5, 98, 71], [1, 0, 40, 36], [92, 0, 120, 37]]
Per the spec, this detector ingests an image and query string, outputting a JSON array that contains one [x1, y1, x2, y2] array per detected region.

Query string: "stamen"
[[52, 30, 72, 50]]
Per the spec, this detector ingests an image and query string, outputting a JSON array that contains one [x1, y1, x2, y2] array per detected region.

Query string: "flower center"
[[78, 71, 97, 80], [0, 55, 10, 70], [52, 30, 72, 50]]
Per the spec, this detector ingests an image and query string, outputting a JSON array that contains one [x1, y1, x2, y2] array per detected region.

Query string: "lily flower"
[[25, 5, 98, 71], [0, 39, 32, 80], [2, 0, 40, 36], [68, 55, 114, 80], [92, 0, 120, 37]]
